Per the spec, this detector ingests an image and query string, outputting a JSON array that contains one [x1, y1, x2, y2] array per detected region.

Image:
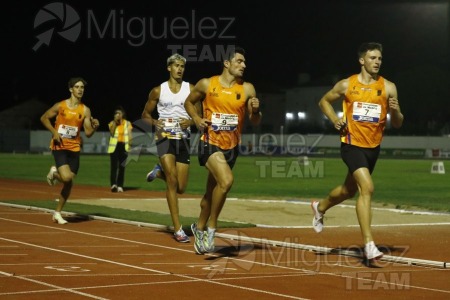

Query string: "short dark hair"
[[68, 77, 87, 89], [115, 105, 125, 113], [223, 46, 246, 62], [114, 105, 126, 118], [357, 42, 383, 58]]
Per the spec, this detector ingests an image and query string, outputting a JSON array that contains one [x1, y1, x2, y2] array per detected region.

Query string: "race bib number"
[[161, 118, 189, 139], [57, 124, 78, 139], [211, 113, 238, 131], [352, 102, 381, 123]]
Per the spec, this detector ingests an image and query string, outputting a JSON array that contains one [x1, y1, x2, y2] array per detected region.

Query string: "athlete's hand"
[[334, 119, 347, 133], [194, 117, 211, 131], [249, 97, 260, 113], [154, 119, 164, 131], [179, 118, 191, 130], [388, 97, 400, 112], [91, 117, 100, 130], [52, 132, 62, 145]]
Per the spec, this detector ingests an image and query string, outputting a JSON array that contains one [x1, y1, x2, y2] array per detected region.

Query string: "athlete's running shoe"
[[311, 200, 324, 233], [52, 212, 68, 225], [191, 223, 205, 254], [173, 227, 190, 243], [364, 241, 383, 260], [46, 166, 57, 186], [203, 227, 216, 253], [146, 164, 162, 182]]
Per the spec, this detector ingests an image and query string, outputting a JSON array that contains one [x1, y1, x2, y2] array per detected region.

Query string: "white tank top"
[[158, 81, 191, 119], [157, 81, 191, 139]]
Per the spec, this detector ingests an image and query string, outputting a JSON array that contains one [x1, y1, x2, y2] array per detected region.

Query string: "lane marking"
[[1, 210, 449, 296], [0, 270, 107, 299], [0, 218, 312, 299], [257, 222, 450, 229], [0, 237, 169, 275]]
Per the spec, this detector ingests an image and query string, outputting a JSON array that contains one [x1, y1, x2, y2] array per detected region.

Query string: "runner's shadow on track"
[[64, 214, 93, 223], [122, 187, 140, 191], [205, 244, 263, 260]]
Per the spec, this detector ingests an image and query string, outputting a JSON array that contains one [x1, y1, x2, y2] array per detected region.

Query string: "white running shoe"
[[46, 166, 57, 186], [191, 223, 205, 254], [52, 212, 68, 225], [311, 200, 324, 233], [364, 241, 383, 260], [117, 187, 124, 193], [203, 227, 216, 253]]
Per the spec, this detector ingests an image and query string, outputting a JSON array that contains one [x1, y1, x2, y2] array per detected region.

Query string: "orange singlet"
[[201, 76, 246, 150], [50, 100, 86, 152], [341, 74, 388, 148]]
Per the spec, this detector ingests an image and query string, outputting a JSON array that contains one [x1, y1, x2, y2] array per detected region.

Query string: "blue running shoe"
[[146, 164, 162, 182], [191, 223, 205, 254]]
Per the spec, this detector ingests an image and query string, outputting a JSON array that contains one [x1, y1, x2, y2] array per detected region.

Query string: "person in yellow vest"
[[313, 42, 404, 262], [40, 77, 100, 224], [184, 46, 262, 254], [108, 106, 132, 193]]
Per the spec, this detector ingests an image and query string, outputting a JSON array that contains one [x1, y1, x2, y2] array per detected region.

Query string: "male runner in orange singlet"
[[184, 46, 262, 254], [312, 42, 404, 261], [40, 77, 100, 224]]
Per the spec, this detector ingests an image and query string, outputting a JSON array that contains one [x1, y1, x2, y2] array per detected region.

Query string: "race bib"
[[161, 118, 189, 139], [352, 102, 381, 123], [58, 124, 78, 139], [211, 112, 238, 131]]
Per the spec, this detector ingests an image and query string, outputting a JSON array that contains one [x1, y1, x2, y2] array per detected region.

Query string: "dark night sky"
[[2, 0, 449, 132]]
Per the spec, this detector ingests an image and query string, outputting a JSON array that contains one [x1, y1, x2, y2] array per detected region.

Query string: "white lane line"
[[120, 253, 163, 256], [2, 214, 448, 297], [257, 222, 450, 228], [0, 237, 168, 275], [0, 218, 311, 299], [58, 245, 139, 248], [0, 270, 107, 299], [0, 235, 310, 300], [0, 262, 97, 266]]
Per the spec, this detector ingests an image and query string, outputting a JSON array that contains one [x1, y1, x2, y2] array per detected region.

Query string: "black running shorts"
[[52, 150, 80, 174], [198, 140, 239, 169], [340, 142, 380, 174], [156, 138, 191, 164]]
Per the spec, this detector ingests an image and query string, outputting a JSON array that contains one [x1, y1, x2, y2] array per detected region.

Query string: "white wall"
[[30, 130, 450, 154]]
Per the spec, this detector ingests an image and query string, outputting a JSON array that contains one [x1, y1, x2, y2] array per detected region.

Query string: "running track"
[[0, 179, 449, 299]]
